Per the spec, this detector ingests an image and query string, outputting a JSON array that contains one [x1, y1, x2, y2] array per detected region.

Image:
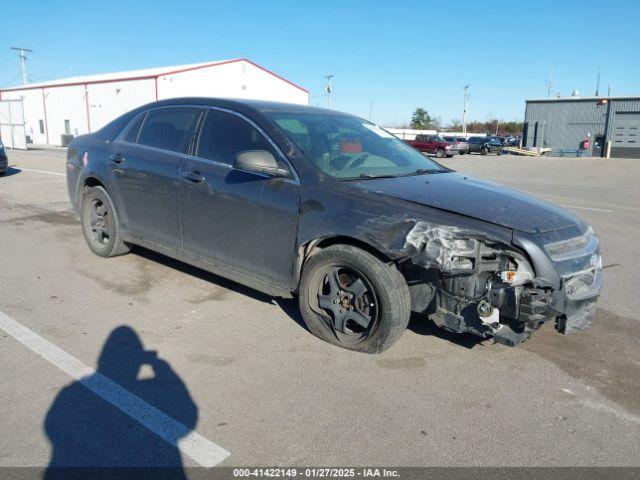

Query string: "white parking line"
[[561, 388, 640, 426], [0, 310, 230, 467], [559, 204, 614, 213], [17, 167, 65, 176]]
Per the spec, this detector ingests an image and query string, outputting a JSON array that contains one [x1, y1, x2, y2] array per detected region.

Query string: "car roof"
[[140, 97, 350, 117]]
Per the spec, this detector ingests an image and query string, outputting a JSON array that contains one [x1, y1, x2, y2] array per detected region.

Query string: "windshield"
[[267, 112, 447, 179]]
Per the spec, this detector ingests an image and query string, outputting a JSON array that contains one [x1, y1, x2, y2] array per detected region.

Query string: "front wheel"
[[298, 245, 411, 354], [481, 147, 488, 155], [436, 149, 445, 158]]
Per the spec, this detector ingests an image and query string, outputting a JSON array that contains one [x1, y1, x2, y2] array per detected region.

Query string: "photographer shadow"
[[43, 326, 197, 480]]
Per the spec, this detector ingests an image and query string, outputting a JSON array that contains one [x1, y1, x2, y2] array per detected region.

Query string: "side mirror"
[[234, 150, 291, 178]]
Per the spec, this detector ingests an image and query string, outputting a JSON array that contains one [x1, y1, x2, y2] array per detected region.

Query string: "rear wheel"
[[80, 186, 130, 257], [481, 147, 488, 155], [299, 245, 411, 354]]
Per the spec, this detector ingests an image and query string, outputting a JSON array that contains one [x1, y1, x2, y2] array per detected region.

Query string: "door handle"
[[182, 170, 205, 183], [109, 153, 125, 164]]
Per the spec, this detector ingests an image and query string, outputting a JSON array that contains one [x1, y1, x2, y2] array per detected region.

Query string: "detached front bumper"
[[514, 226, 602, 336], [552, 258, 602, 334]]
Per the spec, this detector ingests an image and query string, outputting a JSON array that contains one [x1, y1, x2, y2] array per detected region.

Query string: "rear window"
[[122, 113, 146, 143], [456, 137, 466, 142], [137, 108, 200, 154]]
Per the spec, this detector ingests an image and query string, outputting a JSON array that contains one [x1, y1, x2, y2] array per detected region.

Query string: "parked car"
[[66, 98, 601, 353], [406, 135, 457, 158], [0, 140, 8, 175], [468, 136, 503, 155], [443, 136, 469, 154]]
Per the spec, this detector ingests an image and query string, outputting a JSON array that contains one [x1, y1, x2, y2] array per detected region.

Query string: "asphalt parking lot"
[[1, 148, 639, 470]]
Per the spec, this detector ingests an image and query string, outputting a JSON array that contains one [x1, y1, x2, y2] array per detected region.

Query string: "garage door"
[[0, 99, 28, 150], [611, 113, 640, 158]]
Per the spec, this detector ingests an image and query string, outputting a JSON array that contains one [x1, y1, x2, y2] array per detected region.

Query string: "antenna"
[[324, 75, 334, 108], [462, 85, 469, 135], [546, 68, 554, 98], [595, 68, 600, 96], [10, 47, 33, 85]]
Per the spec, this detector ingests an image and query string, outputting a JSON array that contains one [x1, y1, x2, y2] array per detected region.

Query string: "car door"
[[412, 135, 429, 151], [468, 137, 479, 153], [425, 136, 437, 154], [179, 108, 300, 288], [108, 107, 202, 249]]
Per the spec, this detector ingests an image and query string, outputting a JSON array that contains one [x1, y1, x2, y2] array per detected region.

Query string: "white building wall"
[[43, 85, 88, 144], [1, 88, 47, 144], [87, 78, 156, 132], [1, 59, 308, 145], [159, 60, 308, 105]]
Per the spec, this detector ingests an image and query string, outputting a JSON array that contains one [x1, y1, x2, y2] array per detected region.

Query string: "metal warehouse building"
[[524, 96, 640, 158], [0, 58, 308, 146]]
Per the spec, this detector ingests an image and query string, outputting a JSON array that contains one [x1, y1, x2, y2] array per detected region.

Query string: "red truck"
[[406, 135, 457, 158]]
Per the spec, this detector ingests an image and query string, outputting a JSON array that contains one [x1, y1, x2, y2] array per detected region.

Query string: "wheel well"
[[312, 236, 392, 263], [83, 176, 104, 190], [81, 177, 107, 200], [293, 235, 393, 291]]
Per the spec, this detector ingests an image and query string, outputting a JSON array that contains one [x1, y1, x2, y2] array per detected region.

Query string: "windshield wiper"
[[341, 173, 400, 181], [341, 169, 449, 181], [400, 168, 449, 177]]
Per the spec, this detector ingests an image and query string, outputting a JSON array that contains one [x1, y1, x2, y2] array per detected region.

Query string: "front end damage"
[[396, 221, 602, 346]]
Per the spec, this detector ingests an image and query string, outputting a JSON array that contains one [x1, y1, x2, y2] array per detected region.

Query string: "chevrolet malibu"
[[66, 98, 602, 353]]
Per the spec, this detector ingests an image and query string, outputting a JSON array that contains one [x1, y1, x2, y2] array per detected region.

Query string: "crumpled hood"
[[351, 172, 581, 233]]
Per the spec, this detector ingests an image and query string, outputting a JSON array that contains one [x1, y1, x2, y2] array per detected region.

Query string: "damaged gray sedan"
[[66, 98, 602, 353]]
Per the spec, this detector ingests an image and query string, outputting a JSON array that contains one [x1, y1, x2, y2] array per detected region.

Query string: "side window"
[[196, 110, 278, 166], [137, 108, 200, 154], [122, 113, 146, 143]]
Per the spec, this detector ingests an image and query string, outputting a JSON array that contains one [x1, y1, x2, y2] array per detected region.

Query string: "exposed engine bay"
[[398, 221, 601, 346]]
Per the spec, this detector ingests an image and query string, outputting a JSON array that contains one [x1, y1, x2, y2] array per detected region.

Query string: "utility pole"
[[10, 47, 33, 85], [369, 101, 373, 121], [595, 68, 601, 96], [324, 74, 334, 108], [462, 85, 469, 135], [607, 84, 612, 97], [546, 68, 554, 98]]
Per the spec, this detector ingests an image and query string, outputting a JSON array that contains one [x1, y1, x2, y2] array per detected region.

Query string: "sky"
[[1, 0, 638, 126]]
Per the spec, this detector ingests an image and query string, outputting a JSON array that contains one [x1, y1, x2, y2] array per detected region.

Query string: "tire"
[[436, 149, 445, 158], [80, 185, 130, 258], [481, 147, 488, 155], [298, 245, 411, 354]]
